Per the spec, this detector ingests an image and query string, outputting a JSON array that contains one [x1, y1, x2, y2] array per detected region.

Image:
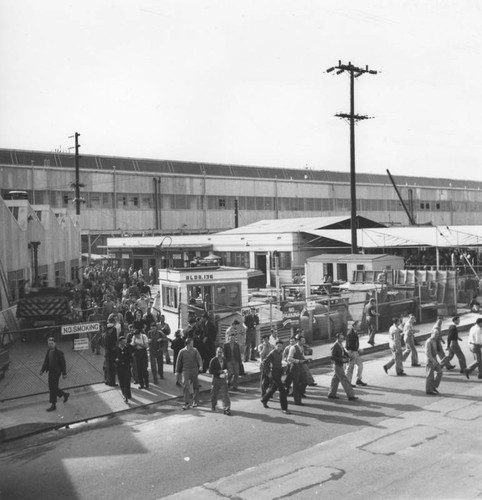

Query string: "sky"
[[1, 0, 482, 181]]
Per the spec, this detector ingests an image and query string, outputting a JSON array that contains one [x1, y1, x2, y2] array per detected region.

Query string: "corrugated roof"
[[106, 235, 212, 249], [305, 226, 482, 248], [2, 148, 480, 190], [307, 253, 399, 262], [218, 216, 381, 235], [105, 223, 482, 251]]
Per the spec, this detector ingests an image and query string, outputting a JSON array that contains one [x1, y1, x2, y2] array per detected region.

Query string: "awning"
[[304, 226, 482, 249]]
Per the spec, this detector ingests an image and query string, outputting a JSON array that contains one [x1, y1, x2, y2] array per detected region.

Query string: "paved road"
[[1, 343, 481, 500]]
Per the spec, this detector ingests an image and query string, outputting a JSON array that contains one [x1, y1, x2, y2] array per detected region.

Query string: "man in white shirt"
[[383, 317, 406, 376], [425, 329, 443, 395], [465, 318, 482, 379]]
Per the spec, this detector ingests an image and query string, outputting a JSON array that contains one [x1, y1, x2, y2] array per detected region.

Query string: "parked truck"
[[16, 287, 72, 341]]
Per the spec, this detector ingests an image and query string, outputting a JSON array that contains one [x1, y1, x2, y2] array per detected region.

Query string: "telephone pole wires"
[[326, 61, 378, 254]]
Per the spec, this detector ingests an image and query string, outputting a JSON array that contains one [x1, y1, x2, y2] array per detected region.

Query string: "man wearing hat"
[[115, 335, 133, 403], [258, 333, 274, 397]]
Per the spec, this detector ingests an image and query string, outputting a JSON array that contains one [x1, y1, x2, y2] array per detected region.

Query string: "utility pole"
[[234, 198, 239, 228], [326, 61, 377, 254], [69, 132, 84, 283], [69, 132, 84, 216]]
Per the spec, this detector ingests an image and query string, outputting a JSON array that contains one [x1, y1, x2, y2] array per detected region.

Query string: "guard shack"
[[305, 253, 405, 288], [158, 266, 250, 337]]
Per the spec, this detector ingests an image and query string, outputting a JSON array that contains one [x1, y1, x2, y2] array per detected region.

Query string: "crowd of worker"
[[40, 262, 482, 416]]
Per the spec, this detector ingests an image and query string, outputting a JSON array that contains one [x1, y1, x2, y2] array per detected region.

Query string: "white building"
[[0, 196, 81, 328], [305, 253, 405, 288], [106, 215, 384, 287]]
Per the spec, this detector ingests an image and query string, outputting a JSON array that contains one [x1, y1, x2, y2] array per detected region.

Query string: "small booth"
[[158, 266, 250, 340], [305, 253, 405, 288]]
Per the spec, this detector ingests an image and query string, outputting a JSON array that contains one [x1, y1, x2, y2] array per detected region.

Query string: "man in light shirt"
[[288, 334, 311, 406], [425, 329, 443, 395], [383, 317, 406, 376], [176, 337, 203, 409], [465, 317, 482, 379]]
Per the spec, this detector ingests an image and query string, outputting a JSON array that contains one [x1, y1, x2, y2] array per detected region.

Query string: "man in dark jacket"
[[345, 321, 367, 387], [224, 332, 242, 391], [40, 337, 70, 412], [243, 308, 260, 361], [261, 340, 290, 414], [209, 346, 231, 415], [171, 330, 185, 386], [327, 332, 358, 401], [445, 316, 467, 373], [115, 335, 133, 403], [199, 312, 217, 372]]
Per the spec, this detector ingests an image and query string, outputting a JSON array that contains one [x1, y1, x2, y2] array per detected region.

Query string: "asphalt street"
[[1, 341, 481, 500]]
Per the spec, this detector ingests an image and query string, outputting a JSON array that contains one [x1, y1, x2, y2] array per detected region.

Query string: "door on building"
[[255, 253, 267, 274], [133, 259, 144, 280], [337, 263, 348, 282], [323, 263, 334, 282]]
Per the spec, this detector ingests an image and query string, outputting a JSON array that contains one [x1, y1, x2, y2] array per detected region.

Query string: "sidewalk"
[[1, 310, 478, 443]]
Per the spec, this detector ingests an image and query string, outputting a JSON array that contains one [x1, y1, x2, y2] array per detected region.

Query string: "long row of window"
[[218, 251, 292, 270], [8, 190, 476, 213]]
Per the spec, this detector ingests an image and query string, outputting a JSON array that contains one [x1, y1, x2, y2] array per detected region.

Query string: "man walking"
[[114, 335, 133, 403], [147, 324, 163, 383], [433, 316, 456, 371], [328, 332, 358, 401], [365, 298, 379, 346], [402, 314, 421, 367], [383, 317, 406, 376], [176, 337, 203, 410], [287, 334, 311, 406], [224, 332, 242, 391], [40, 337, 70, 412], [225, 319, 246, 364], [258, 333, 274, 397], [425, 329, 443, 394], [158, 314, 172, 364], [345, 321, 368, 387], [199, 312, 217, 372], [261, 340, 290, 414], [209, 346, 231, 415], [465, 317, 482, 379], [87, 304, 103, 354], [131, 328, 149, 389], [445, 316, 467, 374]]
